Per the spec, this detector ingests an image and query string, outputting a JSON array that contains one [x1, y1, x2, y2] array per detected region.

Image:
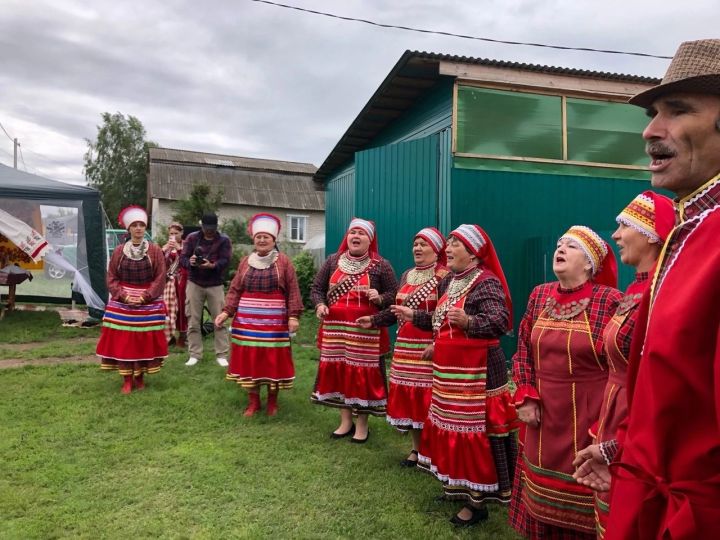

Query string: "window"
[[287, 215, 307, 242], [456, 86, 562, 160], [455, 85, 649, 168], [565, 98, 648, 166]]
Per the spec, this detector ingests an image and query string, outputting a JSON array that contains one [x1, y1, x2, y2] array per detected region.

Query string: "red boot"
[[134, 374, 145, 391], [121, 375, 133, 394], [266, 391, 279, 416], [244, 392, 261, 417]]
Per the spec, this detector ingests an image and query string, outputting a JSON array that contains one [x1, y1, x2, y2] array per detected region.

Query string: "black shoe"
[[350, 430, 370, 444], [449, 506, 489, 527], [400, 449, 419, 467], [330, 424, 355, 439]]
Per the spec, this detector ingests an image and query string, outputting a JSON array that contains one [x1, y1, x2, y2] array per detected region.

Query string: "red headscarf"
[[616, 190, 675, 243], [337, 217, 379, 257], [415, 226, 447, 267], [560, 225, 618, 289], [450, 224, 513, 330]]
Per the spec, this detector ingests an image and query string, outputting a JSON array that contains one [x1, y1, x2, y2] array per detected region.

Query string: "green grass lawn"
[[0, 311, 521, 539], [12, 273, 75, 299]]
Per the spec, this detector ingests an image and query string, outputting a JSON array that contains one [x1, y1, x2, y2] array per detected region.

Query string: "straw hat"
[[630, 39, 720, 108]]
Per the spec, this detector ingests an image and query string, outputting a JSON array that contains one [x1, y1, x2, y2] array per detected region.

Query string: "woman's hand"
[[288, 318, 300, 333], [163, 238, 177, 252], [366, 288, 382, 306], [356, 316, 373, 329], [447, 307, 469, 329], [214, 312, 229, 327], [315, 304, 329, 319], [421, 343, 434, 360], [390, 305, 413, 322], [572, 444, 611, 492], [517, 401, 541, 427]]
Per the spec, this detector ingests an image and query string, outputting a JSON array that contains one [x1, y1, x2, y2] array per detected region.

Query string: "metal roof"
[[314, 50, 662, 182], [150, 147, 317, 175], [148, 147, 323, 211]]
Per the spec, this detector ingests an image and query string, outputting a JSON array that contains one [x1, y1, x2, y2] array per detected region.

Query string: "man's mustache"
[[646, 141, 675, 157]]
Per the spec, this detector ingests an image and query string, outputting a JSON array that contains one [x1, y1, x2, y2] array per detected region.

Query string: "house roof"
[[313, 50, 662, 182], [148, 147, 323, 211]]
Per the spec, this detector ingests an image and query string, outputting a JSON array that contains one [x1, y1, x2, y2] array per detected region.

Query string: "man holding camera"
[[180, 213, 232, 367]]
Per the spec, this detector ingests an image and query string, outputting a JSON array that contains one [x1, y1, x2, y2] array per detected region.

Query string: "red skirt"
[[97, 284, 168, 376], [312, 299, 388, 416], [226, 291, 294, 390], [594, 369, 627, 538], [386, 322, 433, 430], [418, 336, 516, 503]]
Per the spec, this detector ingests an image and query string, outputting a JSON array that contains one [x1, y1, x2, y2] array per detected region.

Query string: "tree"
[[83, 112, 157, 223], [222, 217, 253, 244], [171, 183, 224, 227]]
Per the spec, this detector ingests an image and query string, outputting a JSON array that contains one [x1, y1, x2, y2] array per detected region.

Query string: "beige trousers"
[[185, 281, 229, 359]]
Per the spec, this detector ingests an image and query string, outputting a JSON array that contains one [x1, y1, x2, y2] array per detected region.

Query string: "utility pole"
[[13, 138, 18, 169]]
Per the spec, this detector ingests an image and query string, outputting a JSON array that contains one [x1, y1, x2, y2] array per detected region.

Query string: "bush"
[[222, 218, 252, 244], [292, 251, 317, 309], [226, 244, 250, 283]]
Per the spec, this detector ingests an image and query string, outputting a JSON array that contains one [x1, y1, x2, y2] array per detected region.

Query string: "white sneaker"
[[185, 357, 199, 366], [216, 357, 228, 367]]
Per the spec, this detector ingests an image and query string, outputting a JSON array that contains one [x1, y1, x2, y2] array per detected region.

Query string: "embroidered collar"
[[678, 172, 720, 221], [248, 250, 279, 270], [123, 240, 149, 260], [616, 272, 650, 315], [406, 263, 437, 285], [432, 266, 482, 332], [338, 252, 371, 275], [544, 281, 593, 320], [625, 271, 650, 296]]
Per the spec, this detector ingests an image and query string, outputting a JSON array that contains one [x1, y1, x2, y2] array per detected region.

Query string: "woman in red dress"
[[96, 206, 168, 394], [509, 225, 622, 539], [393, 224, 519, 526], [310, 218, 398, 443], [215, 213, 303, 417], [357, 227, 448, 466], [572, 192, 674, 538]]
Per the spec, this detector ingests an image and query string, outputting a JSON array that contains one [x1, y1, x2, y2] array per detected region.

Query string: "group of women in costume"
[[95, 189, 675, 535]]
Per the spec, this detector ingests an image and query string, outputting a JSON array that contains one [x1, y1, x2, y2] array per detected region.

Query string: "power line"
[[21, 145, 62, 165], [248, 0, 672, 60], [0, 120, 14, 142]]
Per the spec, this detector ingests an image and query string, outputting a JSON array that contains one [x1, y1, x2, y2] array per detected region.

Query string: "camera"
[[193, 247, 205, 266]]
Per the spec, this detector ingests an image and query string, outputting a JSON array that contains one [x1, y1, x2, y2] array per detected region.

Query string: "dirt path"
[[0, 354, 97, 369], [1, 336, 98, 352]]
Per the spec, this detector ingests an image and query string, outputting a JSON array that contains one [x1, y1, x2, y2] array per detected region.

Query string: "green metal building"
[[314, 51, 660, 354]]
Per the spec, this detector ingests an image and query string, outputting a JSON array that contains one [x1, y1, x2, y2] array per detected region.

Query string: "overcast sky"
[[0, 0, 717, 185]]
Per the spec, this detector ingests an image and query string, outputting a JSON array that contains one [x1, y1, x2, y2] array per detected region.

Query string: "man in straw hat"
[[574, 39, 720, 538]]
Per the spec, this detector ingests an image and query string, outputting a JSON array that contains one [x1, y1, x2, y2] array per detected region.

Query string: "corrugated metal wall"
[[371, 78, 453, 148], [355, 135, 440, 275], [323, 76, 454, 266], [450, 168, 649, 337], [437, 127, 452, 233], [325, 165, 355, 253]]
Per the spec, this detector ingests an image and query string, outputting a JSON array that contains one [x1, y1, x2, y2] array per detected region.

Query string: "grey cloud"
[[0, 0, 716, 181]]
